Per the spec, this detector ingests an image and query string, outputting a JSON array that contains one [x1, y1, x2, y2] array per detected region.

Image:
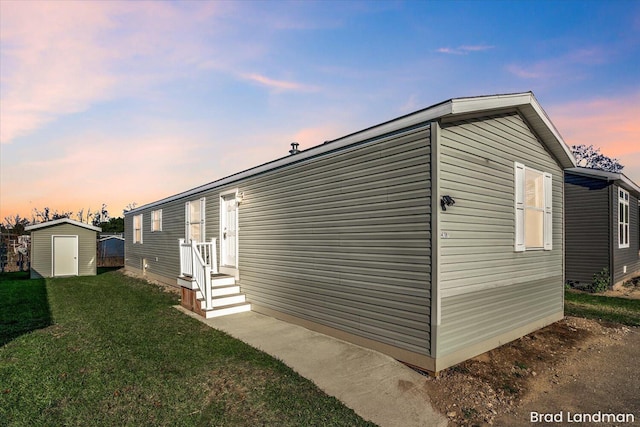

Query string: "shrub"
[[588, 267, 610, 293]]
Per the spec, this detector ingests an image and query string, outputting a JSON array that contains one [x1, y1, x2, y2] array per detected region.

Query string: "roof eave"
[[25, 218, 102, 232], [566, 167, 640, 195], [447, 92, 576, 169], [126, 92, 575, 214]]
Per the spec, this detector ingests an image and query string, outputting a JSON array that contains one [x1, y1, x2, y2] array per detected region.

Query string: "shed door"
[[53, 235, 79, 277], [220, 194, 237, 267]]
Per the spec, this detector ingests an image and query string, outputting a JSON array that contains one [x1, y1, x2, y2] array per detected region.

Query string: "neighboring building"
[[124, 92, 575, 373], [26, 218, 102, 279], [565, 167, 640, 288], [98, 234, 125, 267]]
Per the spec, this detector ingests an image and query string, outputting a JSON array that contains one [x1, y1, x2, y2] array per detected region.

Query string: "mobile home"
[[565, 167, 640, 288], [124, 92, 575, 372]]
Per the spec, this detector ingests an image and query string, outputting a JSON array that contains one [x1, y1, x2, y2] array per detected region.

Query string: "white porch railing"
[[179, 238, 218, 310]]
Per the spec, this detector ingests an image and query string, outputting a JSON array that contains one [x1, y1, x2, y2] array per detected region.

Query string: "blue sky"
[[1, 0, 639, 221]]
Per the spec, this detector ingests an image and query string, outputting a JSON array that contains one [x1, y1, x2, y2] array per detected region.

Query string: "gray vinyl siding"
[[124, 125, 432, 355], [30, 223, 97, 278], [612, 185, 640, 284], [436, 113, 564, 356], [125, 197, 220, 281], [564, 174, 611, 285], [238, 126, 432, 355]]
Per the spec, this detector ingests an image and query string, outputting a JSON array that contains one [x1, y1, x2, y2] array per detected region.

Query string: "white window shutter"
[[543, 172, 553, 250], [185, 201, 191, 241], [200, 197, 206, 241], [514, 162, 525, 252]]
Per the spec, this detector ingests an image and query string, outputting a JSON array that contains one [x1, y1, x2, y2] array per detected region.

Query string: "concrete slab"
[[175, 306, 447, 427]]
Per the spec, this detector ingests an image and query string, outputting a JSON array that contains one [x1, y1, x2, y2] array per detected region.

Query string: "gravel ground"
[[422, 317, 638, 427]]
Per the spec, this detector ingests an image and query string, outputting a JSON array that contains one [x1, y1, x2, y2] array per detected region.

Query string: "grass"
[[565, 289, 640, 326], [0, 271, 375, 426]]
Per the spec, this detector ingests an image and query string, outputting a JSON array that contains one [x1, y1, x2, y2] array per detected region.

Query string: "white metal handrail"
[[179, 238, 217, 277], [179, 238, 217, 311], [195, 239, 218, 274]]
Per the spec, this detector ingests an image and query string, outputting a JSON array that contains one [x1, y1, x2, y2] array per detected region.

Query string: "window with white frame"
[[619, 188, 629, 248], [185, 198, 206, 242], [515, 162, 552, 252], [151, 209, 162, 232], [133, 214, 143, 244]]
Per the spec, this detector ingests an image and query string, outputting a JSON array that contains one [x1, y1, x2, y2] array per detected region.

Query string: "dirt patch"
[[603, 277, 640, 300], [422, 317, 636, 426], [120, 268, 181, 296]]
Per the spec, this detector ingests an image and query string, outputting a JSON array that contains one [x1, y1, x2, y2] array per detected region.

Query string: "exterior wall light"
[[235, 192, 244, 205], [441, 195, 455, 211]]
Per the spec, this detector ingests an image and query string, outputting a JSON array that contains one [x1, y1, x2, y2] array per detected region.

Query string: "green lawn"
[[565, 289, 640, 326], [0, 270, 374, 426]]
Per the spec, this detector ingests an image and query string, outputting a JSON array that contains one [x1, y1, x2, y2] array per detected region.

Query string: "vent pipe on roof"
[[289, 142, 300, 155]]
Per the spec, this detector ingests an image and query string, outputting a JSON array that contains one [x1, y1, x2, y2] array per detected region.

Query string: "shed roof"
[[127, 92, 575, 215], [25, 218, 102, 232], [565, 167, 640, 195]]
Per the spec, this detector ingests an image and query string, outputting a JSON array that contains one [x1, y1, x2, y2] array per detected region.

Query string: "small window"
[[515, 162, 552, 252], [133, 214, 143, 244], [619, 188, 629, 248], [151, 209, 162, 232]]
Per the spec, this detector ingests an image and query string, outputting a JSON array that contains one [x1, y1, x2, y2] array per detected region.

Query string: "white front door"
[[53, 235, 78, 277], [220, 193, 237, 268]]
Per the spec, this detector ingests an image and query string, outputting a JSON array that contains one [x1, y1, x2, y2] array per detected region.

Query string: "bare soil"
[[422, 317, 639, 426]]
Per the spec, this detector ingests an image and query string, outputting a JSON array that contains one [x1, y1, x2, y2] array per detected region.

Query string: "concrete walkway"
[[175, 307, 447, 427]]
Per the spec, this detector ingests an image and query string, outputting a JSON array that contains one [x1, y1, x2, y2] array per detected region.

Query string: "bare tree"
[[123, 202, 138, 213], [571, 145, 624, 173], [3, 215, 30, 234]]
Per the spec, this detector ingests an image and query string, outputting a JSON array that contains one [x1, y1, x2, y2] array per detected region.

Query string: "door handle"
[[223, 228, 227, 239]]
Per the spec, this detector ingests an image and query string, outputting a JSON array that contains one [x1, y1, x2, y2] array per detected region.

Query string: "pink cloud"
[[241, 73, 319, 92], [507, 47, 607, 81], [0, 1, 227, 144], [549, 92, 640, 183]]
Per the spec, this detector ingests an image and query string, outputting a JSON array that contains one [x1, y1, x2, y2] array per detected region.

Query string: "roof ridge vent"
[[289, 142, 300, 155]]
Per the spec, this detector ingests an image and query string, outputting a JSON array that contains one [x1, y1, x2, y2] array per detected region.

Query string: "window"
[[151, 209, 162, 232], [185, 198, 206, 242], [515, 162, 552, 252], [619, 188, 629, 248], [133, 214, 143, 244]]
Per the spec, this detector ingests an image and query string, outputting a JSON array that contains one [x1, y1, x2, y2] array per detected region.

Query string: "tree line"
[[2, 203, 128, 235]]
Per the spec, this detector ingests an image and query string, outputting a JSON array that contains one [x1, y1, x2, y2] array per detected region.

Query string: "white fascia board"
[[99, 236, 125, 242], [25, 218, 102, 232], [127, 104, 451, 215], [449, 92, 533, 114], [449, 92, 576, 169]]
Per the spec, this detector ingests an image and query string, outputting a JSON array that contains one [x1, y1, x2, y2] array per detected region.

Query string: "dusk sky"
[[1, 0, 639, 222]]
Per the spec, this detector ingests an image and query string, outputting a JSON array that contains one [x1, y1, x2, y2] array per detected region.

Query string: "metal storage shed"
[[25, 218, 102, 279]]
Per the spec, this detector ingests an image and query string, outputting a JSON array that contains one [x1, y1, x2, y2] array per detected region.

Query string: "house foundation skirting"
[[124, 266, 181, 289], [122, 266, 565, 374], [251, 304, 437, 373], [432, 311, 564, 372], [252, 305, 564, 374]]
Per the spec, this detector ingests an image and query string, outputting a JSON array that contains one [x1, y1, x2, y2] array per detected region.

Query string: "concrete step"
[[202, 302, 252, 319]]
